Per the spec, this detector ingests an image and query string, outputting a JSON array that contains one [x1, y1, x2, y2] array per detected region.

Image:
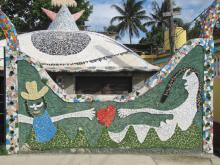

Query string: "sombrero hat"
[[21, 81, 49, 101]]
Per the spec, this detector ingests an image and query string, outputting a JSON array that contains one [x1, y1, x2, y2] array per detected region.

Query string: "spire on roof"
[[42, 7, 85, 21], [51, 0, 77, 7], [48, 5, 79, 31]]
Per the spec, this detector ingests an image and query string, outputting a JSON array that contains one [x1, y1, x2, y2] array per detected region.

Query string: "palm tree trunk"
[[129, 28, 132, 44]]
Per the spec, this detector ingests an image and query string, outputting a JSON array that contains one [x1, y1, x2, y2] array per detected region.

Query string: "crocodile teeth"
[[108, 126, 130, 143], [133, 125, 150, 143], [108, 125, 150, 144], [154, 120, 177, 141]]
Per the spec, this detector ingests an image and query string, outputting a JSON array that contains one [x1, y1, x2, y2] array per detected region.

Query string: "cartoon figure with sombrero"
[[21, 81, 57, 143]]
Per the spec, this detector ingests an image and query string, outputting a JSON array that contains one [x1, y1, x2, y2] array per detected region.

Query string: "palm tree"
[[111, 0, 148, 44], [145, 0, 182, 28]]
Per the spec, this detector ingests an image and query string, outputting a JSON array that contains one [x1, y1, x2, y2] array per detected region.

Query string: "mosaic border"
[[0, 10, 19, 154], [199, 0, 220, 153]]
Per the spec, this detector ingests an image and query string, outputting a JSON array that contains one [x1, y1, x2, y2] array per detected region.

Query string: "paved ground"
[[0, 154, 219, 165]]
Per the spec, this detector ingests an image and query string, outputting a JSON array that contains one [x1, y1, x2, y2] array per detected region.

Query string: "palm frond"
[[151, 0, 160, 13], [133, 0, 145, 12], [111, 4, 126, 15], [136, 10, 147, 16], [143, 21, 156, 27], [110, 16, 125, 24], [173, 7, 182, 13], [110, 0, 149, 43]]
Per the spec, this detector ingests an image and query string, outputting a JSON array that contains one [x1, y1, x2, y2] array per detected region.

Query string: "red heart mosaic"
[[96, 105, 116, 128]]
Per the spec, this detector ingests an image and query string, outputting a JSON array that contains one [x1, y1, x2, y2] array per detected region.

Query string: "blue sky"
[[86, 0, 213, 43]]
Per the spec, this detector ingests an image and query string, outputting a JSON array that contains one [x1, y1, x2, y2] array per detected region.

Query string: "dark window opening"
[[48, 71, 133, 95], [76, 76, 132, 95]]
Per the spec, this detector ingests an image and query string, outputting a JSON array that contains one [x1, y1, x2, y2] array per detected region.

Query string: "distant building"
[[164, 27, 187, 51]]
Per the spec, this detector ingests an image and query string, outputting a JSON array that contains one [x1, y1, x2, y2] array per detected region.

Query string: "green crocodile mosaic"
[[18, 45, 205, 153]]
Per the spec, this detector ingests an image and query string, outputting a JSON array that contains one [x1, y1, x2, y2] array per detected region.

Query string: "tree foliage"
[[111, 0, 148, 44], [186, 21, 201, 40], [104, 24, 120, 33], [139, 25, 165, 54], [104, 24, 121, 40], [0, 0, 92, 33], [141, 0, 183, 52], [144, 0, 182, 28], [186, 20, 220, 40]]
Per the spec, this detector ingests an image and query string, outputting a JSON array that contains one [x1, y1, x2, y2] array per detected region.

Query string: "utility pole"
[[163, 0, 180, 55]]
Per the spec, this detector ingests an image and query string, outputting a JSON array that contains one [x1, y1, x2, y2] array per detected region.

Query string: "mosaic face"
[[26, 98, 46, 117]]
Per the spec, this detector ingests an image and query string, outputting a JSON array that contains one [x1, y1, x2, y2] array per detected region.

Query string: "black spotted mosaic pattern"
[[31, 32, 91, 56]]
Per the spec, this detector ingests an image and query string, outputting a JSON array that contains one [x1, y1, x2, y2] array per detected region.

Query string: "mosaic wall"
[[1, 0, 219, 154], [16, 44, 205, 153]]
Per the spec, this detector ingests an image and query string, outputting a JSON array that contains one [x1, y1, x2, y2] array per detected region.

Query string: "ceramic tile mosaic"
[[17, 39, 204, 104], [2, 0, 220, 154], [145, 39, 214, 154], [0, 10, 20, 154], [200, 0, 220, 153], [109, 69, 200, 143], [31, 31, 91, 56], [0, 11, 19, 51], [17, 48, 205, 152], [48, 5, 79, 31], [146, 40, 201, 88], [42, 7, 85, 21], [12, 32, 214, 154], [15, 30, 159, 73]]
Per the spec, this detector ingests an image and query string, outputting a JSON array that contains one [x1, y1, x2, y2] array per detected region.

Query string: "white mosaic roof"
[[0, 5, 160, 72], [0, 31, 159, 72]]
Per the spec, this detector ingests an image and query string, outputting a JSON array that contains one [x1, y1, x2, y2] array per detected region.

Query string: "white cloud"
[[175, 0, 212, 8], [145, 0, 213, 23], [175, 0, 213, 23], [87, 0, 214, 43], [86, 3, 120, 31]]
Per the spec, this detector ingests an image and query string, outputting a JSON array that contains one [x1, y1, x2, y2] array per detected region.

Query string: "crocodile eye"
[[186, 71, 192, 76]]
